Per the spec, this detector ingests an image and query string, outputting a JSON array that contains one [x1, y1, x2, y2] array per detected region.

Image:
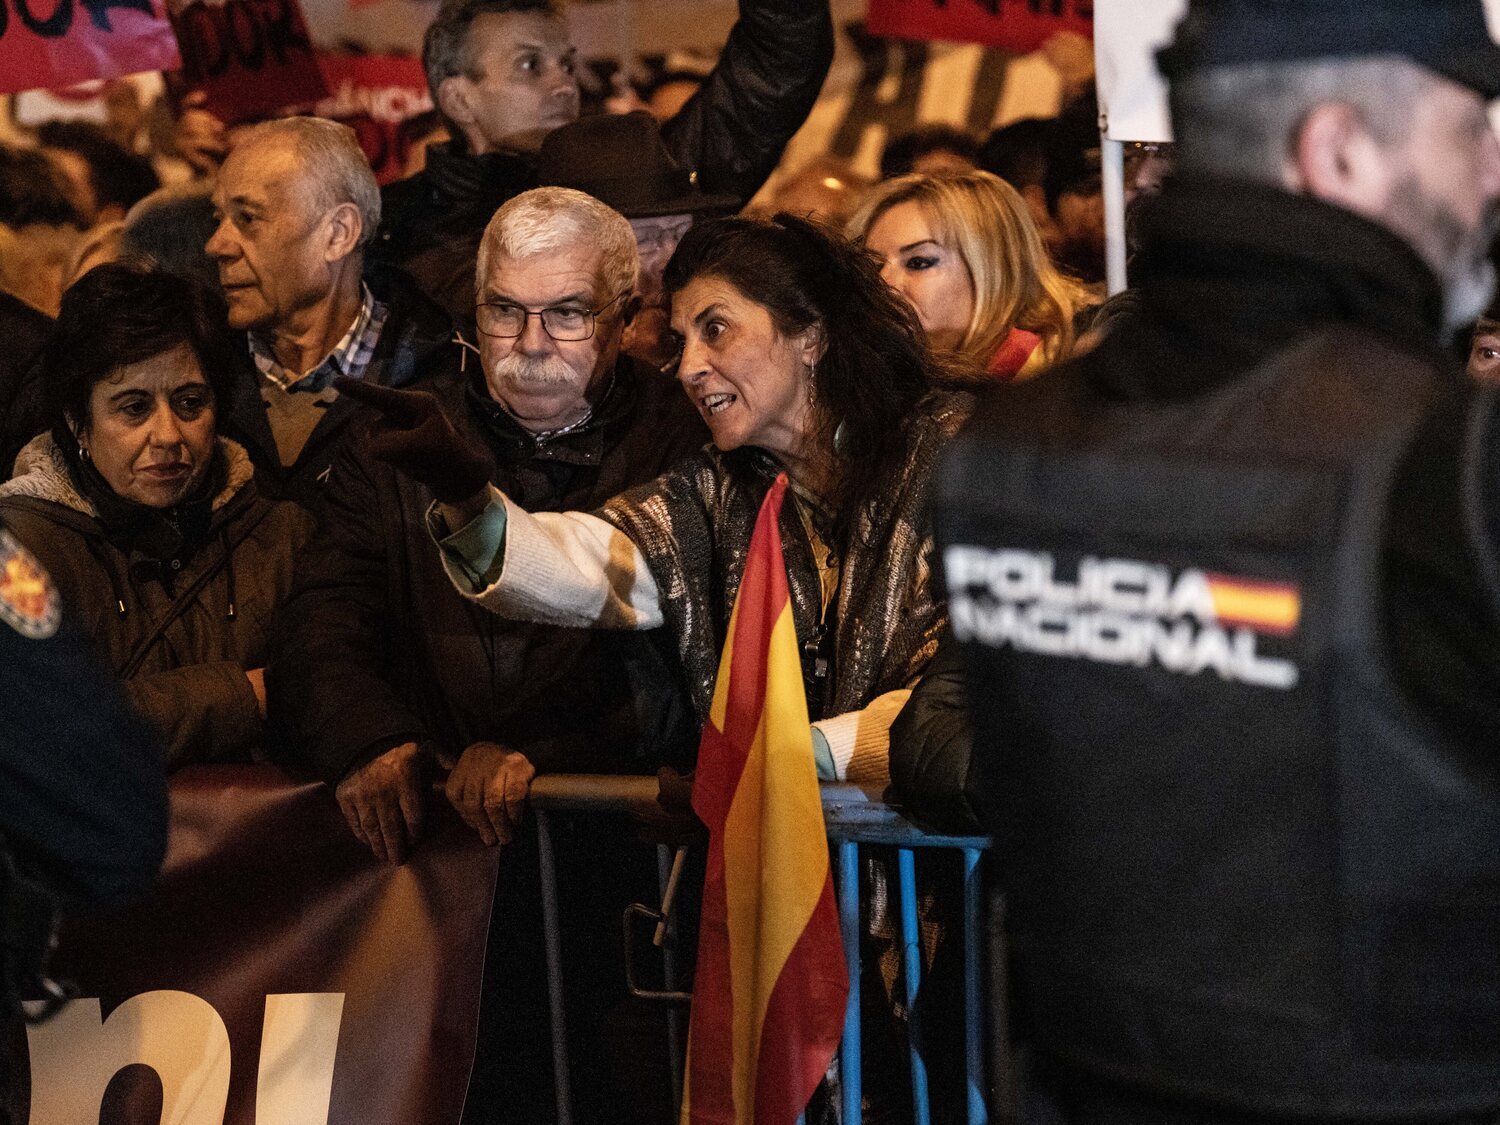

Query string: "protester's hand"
[[634, 766, 706, 847], [336, 741, 428, 865], [244, 667, 267, 720], [173, 91, 229, 177], [333, 377, 495, 508], [445, 742, 536, 847]]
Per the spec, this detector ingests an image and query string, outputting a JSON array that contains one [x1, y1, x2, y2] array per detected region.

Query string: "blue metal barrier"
[[838, 837, 862, 1125], [819, 781, 994, 1125], [529, 775, 994, 1125]]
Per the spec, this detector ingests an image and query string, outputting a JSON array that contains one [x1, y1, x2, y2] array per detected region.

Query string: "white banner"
[[1095, 0, 1181, 143]]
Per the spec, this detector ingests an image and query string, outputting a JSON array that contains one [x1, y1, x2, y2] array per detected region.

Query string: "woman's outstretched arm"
[[431, 485, 665, 630], [332, 376, 668, 631]]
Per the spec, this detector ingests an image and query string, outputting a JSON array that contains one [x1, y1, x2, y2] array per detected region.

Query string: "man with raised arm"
[[372, 0, 833, 319]]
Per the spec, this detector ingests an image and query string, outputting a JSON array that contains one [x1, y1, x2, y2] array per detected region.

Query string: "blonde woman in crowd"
[[849, 168, 1093, 379]]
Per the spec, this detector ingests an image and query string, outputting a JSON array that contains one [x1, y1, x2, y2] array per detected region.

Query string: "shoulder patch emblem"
[[0, 529, 60, 640]]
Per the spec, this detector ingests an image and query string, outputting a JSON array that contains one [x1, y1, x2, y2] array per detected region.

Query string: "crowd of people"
[[4, 0, 1500, 1120], [0, 0, 1119, 856]]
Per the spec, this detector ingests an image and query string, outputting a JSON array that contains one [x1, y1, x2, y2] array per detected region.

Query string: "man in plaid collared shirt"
[[208, 118, 457, 506], [248, 283, 389, 468]]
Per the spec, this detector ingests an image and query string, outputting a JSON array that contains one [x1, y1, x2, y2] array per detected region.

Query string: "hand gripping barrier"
[[527, 775, 996, 1125]]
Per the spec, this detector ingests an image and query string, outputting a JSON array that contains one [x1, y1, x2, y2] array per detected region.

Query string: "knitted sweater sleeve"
[[811, 689, 911, 787], [434, 484, 665, 630]]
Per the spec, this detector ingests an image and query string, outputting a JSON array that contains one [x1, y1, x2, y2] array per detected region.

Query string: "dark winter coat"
[[0, 435, 313, 768], [270, 356, 707, 785], [943, 178, 1500, 1121], [371, 0, 835, 319], [887, 630, 983, 834], [0, 518, 169, 1124], [0, 519, 167, 905], [903, 180, 1500, 840], [219, 261, 459, 508]]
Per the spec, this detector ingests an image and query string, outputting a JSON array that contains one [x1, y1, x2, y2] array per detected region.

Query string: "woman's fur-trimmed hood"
[[0, 431, 256, 517]]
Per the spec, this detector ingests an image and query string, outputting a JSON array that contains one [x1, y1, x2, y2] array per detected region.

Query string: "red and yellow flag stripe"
[[1205, 573, 1301, 635], [682, 474, 849, 1124]]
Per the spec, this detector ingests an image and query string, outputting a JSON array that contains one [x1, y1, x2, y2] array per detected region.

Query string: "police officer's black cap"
[[1158, 0, 1500, 100]]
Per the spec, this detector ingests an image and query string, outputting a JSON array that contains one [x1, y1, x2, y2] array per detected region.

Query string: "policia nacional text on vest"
[[935, 328, 1500, 1118]]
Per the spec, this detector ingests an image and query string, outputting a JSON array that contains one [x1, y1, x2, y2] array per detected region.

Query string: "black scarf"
[[60, 434, 225, 577]]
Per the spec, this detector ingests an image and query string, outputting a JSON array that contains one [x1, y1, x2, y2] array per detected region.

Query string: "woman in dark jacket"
[[0, 264, 312, 767]]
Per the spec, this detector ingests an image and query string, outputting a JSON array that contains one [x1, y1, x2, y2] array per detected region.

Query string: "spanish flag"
[[682, 474, 849, 1124], [1205, 573, 1302, 636]]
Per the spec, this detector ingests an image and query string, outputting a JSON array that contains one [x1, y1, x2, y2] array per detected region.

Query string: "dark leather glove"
[[633, 766, 706, 848], [334, 377, 495, 503], [657, 766, 696, 815]]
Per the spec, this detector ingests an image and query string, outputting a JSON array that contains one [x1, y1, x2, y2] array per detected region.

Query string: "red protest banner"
[[306, 54, 434, 184], [23, 765, 500, 1124], [867, 0, 1092, 52], [0, 0, 180, 97], [168, 0, 328, 124]]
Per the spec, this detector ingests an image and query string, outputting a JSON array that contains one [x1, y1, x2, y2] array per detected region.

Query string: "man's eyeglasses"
[[475, 291, 628, 342]]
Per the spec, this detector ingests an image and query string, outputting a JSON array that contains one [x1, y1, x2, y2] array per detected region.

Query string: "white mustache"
[[491, 352, 580, 391]]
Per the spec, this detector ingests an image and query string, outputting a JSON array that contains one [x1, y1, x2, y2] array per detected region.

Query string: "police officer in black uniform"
[[0, 521, 167, 1120], [934, 2, 1500, 1121]]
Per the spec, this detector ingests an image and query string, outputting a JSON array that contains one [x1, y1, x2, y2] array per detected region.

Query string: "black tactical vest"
[[936, 326, 1500, 1118]]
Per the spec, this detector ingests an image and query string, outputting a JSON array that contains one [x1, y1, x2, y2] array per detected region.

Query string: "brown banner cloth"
[[21, 764, 500, 1125]]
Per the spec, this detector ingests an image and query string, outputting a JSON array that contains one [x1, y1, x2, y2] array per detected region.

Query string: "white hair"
[[236, 117, 382, 248], [477, 186, 639, 299]]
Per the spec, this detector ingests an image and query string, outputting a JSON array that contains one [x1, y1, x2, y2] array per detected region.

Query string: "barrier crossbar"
[[528, 775, 994, 1125]]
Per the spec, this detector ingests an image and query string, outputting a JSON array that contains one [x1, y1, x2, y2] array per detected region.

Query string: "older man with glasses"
[[274, 187, 707, 1123], [272, 186, 705, 875]]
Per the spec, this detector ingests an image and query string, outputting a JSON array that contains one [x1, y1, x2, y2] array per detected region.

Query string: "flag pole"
[[1101, 122, 1129, 295]]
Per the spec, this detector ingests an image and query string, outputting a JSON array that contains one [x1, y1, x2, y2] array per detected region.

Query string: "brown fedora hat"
[[536, 111, 742, 219]]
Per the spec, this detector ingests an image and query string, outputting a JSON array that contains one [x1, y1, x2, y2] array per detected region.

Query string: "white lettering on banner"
[[24, 990, 345, 1125], [945, 545, 1301, 690], [315, 78, 431, 124], [26, 990, 230, 1125], [255, 993, 345, 1125]]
